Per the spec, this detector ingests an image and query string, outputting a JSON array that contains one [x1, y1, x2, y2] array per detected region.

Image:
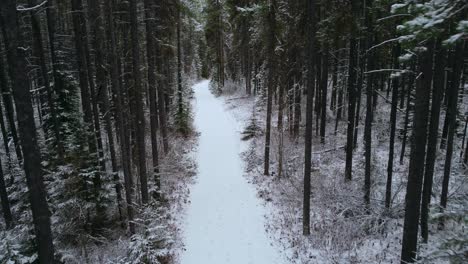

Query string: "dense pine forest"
[[0, 0, 466, 263]]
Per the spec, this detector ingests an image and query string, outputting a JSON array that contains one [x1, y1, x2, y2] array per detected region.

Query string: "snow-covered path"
[[180, 80, 283, 264]]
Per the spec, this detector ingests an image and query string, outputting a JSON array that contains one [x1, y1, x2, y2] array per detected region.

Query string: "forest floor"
[[179, 80, 285, 264]]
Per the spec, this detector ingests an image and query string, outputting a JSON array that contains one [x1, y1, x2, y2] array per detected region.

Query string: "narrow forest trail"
[[180, 80, 284, 264]]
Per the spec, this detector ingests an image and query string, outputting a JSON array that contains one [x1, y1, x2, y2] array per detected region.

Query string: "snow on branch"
[[364, 69, 408, 75], [366, 37, 400, 53], [17, 0, 47, 12], [376, 14, 412, 22]]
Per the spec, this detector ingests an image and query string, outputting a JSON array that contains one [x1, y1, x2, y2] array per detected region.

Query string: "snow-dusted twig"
[[17, 0, 47, 12], [366, 37, 400, 53], [364, 68, 407, 75], [376, 14, 412, 22]]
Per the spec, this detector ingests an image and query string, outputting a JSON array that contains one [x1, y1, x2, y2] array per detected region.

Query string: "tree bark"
[[320, 44, 329, 144], [439, 41, 464, 229], [71, 0, 103, 222], [0, 0, 56, 261], [386, 42, 400, 208], [105, 0, 134, 233], [145, 0, 161, 197], [0, 155, 12, 229], [400, 40, 433, 264], [129, 0, 149, 204], [420, 39, 445, 241], [29, 0, 64, 162], [303, 0, 316, 236], [263, 0, 276, 176], [0, 16, 22, 162], [345, 27, 358, 181], [399, 69, 414, 165]]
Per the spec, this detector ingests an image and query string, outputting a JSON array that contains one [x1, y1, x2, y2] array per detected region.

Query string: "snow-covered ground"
[[180, 80, 285, 264]]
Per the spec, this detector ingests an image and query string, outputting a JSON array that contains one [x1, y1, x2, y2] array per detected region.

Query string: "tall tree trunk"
[[0, 41, 10, 157], [83, 4, 107, 196], [386, 42, 400, 208], [0, 17, 22, 162], [345, 24, 358, 181], [145, 0, 161, 197], [303, 0, 316, 236], [88, 0, 123, 222], [277, 76, 284, 178], [400, 40, 433, 264], [71, 0, 103, 222], [176, 2, 185, 133], [105, 0, 134, 233], [129, 0, 149, 204], [294, 77, 301, 138], [0, 0, 56, 261], [439, 41, 464, 229], [320, 44, 329, 144], [364, 0, 375, 208], [263, 0, 276, 176], [29, 0, 64, 162], [420, 39, 445, 241]]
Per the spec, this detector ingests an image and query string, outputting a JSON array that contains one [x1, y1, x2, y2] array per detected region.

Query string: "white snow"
[[180, 80, 284, 264]]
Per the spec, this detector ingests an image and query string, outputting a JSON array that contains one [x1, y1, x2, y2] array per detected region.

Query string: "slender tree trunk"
[[263, 0, 276, 176], [386, 42, 400, 208], [331, 39, 338, 111], [439, 41, 464, 229], [294, 78, 301, 138], [0, 41, 10, 157], [129, 0, 149, 204], [364, 0, 375, 208], [303, 0, 316, 236], [1, 1, 56, 261], [176, 2, 185, 133], [0, 16, 22, 162], [400, 40, 434, 264], [320, 45, 329, 144], [345, 30, 358, 181], [277, 76, 284, 178], [364, 71, 373, 208]]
